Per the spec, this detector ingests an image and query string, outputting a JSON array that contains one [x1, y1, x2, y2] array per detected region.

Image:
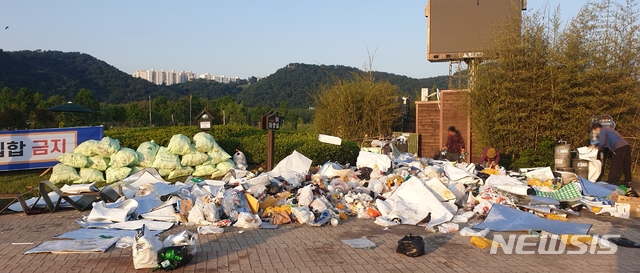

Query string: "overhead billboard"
[[425, 0, 527, 62], [0, 126, 104, 171]]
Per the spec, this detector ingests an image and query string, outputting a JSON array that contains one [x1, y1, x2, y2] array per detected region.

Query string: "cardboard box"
[[617, 196, 640, 218]]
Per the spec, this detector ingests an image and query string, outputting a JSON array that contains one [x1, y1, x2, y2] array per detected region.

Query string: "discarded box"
[[616, 196, 640, 218]]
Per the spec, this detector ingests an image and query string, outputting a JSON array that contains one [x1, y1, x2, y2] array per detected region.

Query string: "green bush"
[[297, 140, 360, 166], [509, 138, 555, 170], [105, 125, 360, 166]]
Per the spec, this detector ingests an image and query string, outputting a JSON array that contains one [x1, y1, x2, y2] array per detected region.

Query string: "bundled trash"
[[48, 132, 236, 184]]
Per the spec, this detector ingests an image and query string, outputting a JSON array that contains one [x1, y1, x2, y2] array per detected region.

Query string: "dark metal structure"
[[425, 0, 527, 89]]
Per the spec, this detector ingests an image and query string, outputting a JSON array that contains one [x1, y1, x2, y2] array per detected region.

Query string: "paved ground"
[[1, 208, 640, 273]]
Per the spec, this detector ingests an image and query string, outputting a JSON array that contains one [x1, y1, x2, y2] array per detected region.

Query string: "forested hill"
[[0, 50, 448, 107], [0, 50, 160, 103], [237, 63, 449, 108]]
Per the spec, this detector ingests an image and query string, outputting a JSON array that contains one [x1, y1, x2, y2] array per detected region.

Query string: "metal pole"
[[189, 94, 192, 125], [267, 129, 274, 171], [148, 95, 152, 126]]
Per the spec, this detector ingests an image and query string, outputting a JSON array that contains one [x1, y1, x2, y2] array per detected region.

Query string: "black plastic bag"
[[357, 167, 373, 180], [153, 246, 193, 271], [396, 234, 425, 257]]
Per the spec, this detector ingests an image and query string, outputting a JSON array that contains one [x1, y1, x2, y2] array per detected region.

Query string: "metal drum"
[[554, 144, 572, 170], [573, 159, 590, 179]]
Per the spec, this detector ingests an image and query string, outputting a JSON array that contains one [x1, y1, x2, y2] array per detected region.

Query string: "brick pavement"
[[1, 209, 639, 273]]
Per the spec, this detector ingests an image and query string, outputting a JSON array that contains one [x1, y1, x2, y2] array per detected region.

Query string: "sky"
[[0, 1, 596, 79]]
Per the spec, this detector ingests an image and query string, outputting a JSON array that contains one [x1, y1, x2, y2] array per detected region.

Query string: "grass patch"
[[0, 170, 43, 194]]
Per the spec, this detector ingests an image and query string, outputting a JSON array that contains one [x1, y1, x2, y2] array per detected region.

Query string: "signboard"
[[199, 121, 211, 129], [425, 0, 526, 62], [267, 115, 280, 130], [259, 110, 281, 131], [0, 126, 104, 171]]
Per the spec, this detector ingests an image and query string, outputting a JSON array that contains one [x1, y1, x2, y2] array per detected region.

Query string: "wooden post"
[[267, 129, 274, 171]]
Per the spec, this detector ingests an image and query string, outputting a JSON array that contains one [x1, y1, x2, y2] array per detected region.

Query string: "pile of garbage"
[[50, 132, 242, 184], [18, 139, 640, 267]]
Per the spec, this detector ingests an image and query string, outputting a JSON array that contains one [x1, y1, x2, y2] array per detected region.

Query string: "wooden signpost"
[[259, 110, 281, 170]]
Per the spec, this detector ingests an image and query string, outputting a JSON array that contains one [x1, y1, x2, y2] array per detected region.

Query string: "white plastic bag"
[[168, 167, 194, 180], [163, 230, 198, 254], [291, 206, 315, 224], [133, 225, 163, 269], [110, 147, 139, 168], [438, 223, 459, 233], [233, 212, 262, 229], [57, 153, 88, 168], [87, 156, 110, 171], [451, 211, 476, 223], [106, 166, 132, 184], [459, 227, 490, 237], [208, 143, 232, 165], [193, 132, 216, 153], [94, 137, 121, 157], [74, 139, 98, 157], [297, 185, 314, 207], [152, 147, 181, 170], [193, 164, 218, 177], [197, 226, 224, 235], [136, 141, 160, 168], [233, 150, 248, 171], [210, 159, 235, 178], [50, 164, 80, 183], [167, 134, 195, 155], [201, 199, 219, 222], [77, 168, 105, 183], [187, 203, 208, 225], [181, 152, 209, 167]]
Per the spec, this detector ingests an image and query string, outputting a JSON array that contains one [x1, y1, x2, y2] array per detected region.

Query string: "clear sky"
[[0, 1, 595, 79]]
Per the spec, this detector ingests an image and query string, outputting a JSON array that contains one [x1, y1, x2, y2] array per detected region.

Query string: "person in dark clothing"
[[479, 147, 500, 168], [590, 124, 632, 186], [442, 126, 465, 162]]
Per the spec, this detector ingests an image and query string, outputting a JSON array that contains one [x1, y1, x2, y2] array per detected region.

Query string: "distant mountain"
[[237, 63, 449, 108], [0, 50, 448, 107], [0, 50, 159, 103]]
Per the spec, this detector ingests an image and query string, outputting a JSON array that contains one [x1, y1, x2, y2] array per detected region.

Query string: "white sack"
[[233, 212, 262, 229], [577, 146, 602, 182], [136, 141, 160, 168], [166, 134, 195, 155], [87, 199, 138, 223], [384, 177, 453, 226], [269, 150, 312, 177], [132, 225, 163, 269], [356, 151, 391, 173]]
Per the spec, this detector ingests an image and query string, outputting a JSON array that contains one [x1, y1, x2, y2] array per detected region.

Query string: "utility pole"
[[148, 95, 152, 126], [186, 88, 192, 125]]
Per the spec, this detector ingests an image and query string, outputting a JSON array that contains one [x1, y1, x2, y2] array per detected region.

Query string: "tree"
[[15, 87, 35, 115], [470, 1, 640, 167], [0, 87, 15, 112], [314, 72, 400, 140], [75, 88, 100, 125], [126, 102, 148, 126]]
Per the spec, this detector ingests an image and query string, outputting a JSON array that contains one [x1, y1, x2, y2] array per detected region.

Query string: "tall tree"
[[470, 0, 640, 168]]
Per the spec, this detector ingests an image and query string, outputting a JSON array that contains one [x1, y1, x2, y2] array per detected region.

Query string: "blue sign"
[[0, 126, 104, 171]]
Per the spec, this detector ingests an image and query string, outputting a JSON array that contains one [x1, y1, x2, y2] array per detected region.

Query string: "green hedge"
[[105, 125, 359, 166]]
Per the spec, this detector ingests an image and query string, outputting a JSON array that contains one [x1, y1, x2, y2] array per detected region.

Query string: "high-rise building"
[[133, 69, 198, 85]]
